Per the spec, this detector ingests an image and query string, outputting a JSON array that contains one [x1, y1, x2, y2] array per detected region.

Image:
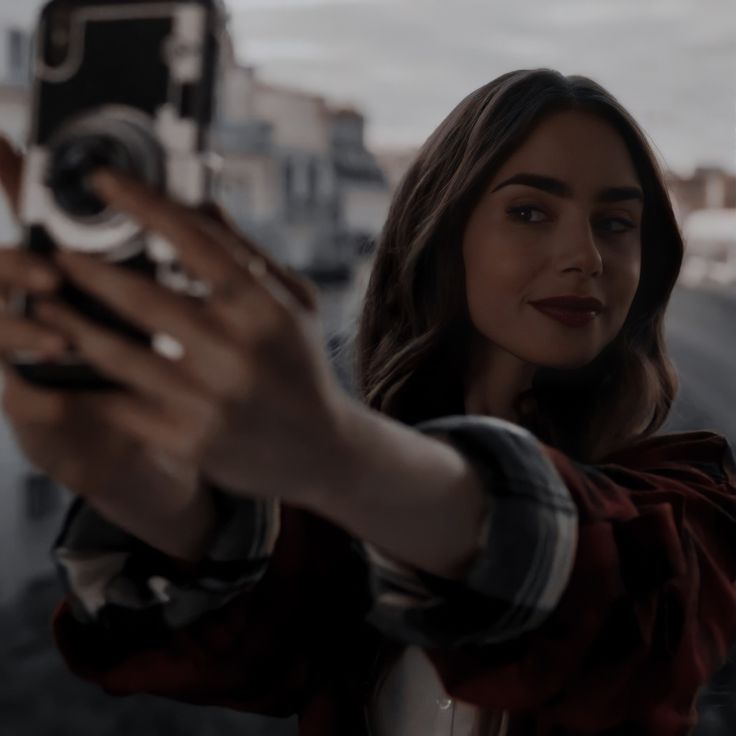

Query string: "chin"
[[535, 350, 600, 371]]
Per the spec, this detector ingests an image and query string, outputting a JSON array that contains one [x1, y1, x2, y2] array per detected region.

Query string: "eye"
[[506, 205, 637, 235], [506, 205, 547, 224], [599, 217, 637, 234]]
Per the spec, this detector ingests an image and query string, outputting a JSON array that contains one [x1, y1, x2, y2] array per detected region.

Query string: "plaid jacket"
[[51, 416, 736, 735]]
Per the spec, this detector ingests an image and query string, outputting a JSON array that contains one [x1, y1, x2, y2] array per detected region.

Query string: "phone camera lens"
[[46, 108, 164, 226], [46, 135, 135, 219]]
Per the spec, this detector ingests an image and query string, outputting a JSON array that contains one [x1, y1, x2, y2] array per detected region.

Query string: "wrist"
[[297, 402, 492, 579], [83, 452, 217, 564], [163, 482, 219, 562]]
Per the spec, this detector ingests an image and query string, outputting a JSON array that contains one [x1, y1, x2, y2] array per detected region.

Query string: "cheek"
[[463, 234, 545, 318], [611, 251, 642, 309]]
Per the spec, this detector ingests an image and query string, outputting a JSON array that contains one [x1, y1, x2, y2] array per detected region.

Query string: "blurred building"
[[374, 146, 419, 193], [666, 166, 736, 223], [213, 44, 391, 337], [679, 208, 736, 288], [330, 106, 389, 255], [666, 166, 736, 288]]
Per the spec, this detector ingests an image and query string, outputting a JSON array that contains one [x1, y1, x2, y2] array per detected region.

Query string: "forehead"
[[492, 109, 640, 187]]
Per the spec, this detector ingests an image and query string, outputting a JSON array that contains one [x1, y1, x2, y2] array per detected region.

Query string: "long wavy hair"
[[352, 68, 683, 463]]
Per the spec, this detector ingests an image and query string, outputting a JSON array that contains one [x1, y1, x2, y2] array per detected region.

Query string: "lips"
[[531, 305, 598, 327], [529, 296, 604, 328], [529, 296, 605, 312]]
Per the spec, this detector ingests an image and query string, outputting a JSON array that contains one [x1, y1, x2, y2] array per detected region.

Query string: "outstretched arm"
[[305, 407, 736, 732], [303, 404, 578, 645]]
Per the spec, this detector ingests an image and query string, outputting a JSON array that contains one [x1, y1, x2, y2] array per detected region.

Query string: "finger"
[[198, 202, 319, 312], [33, 296, 251, 401], [0, 315, 68, 356], [32, 298, 211, 406], [1, 361, 72, 424], [172, 211, 310, 341], [0, 247, 61, 292], [94, 173, 314, 313], [91, 172, 249, 290], [53, 245, 280, 358], [0, 136, 22, 215], [282, 266, 319, 313], [92, 391, 211, 462], [200, 216, 319, 314], [50, 250, 228, 345]]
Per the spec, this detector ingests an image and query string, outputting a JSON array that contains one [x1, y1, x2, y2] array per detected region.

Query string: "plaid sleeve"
[[357, 415, 579, 649], [53, 484, 281, 630]]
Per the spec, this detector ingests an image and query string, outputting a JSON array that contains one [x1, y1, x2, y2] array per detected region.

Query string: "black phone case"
[[13, 0, 222, 389]]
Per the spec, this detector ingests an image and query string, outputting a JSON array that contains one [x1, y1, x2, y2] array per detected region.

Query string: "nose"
[[559, 219, 603, 277]]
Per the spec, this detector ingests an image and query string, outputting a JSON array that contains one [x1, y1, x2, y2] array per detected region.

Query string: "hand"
[[35, 169, 353, 508], [0, 139, 68, 355], [0, 138, 217, 561]]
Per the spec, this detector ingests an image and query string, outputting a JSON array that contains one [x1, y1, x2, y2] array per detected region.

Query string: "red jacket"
[[52, 430, 736, 735]]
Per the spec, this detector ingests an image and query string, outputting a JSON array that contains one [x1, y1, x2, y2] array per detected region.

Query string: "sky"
[[225, 0, 736, 177], [3, 0, 735, 177]]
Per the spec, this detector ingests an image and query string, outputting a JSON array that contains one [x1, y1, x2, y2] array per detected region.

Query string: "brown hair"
[[351, 68, 683, 463]]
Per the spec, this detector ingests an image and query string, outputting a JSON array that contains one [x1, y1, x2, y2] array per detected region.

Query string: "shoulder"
[[601, 430, 736, 487], [537, 430, 736, 527]]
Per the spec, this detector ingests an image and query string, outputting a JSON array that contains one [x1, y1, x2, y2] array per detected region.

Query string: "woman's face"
[[462, 109, 643, 372]]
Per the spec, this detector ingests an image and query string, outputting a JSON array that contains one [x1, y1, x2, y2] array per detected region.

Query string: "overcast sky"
[[226, 0, 736, 177], [4, 0, 735, 176]]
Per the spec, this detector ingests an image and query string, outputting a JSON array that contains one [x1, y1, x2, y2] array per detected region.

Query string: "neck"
[[463, 335, 536, 426]]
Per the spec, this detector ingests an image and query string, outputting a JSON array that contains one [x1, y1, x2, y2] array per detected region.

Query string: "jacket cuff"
[[358, 415, 579, 649], [53, 485, 281, 630]]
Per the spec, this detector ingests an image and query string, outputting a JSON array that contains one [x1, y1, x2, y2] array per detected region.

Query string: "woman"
[[1, 68, 735, 735]]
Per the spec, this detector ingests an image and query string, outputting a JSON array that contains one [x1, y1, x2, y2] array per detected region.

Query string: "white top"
[[366, 645, 509, 736]]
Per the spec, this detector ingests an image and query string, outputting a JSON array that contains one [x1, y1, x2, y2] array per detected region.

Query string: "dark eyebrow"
[[491, 173, 644, 204]]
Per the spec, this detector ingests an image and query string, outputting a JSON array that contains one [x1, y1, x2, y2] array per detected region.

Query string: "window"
[[283, 157, 294, 200], [293, 157, 310, 201], [7, 29, 31, 85], [307, 159, 319, 206]]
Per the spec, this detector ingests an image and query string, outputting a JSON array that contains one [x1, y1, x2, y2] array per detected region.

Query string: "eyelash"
[[506, 205, 637, 234]]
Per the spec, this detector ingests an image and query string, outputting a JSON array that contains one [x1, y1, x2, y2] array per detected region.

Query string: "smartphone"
[[10, 0, 224, 389]]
